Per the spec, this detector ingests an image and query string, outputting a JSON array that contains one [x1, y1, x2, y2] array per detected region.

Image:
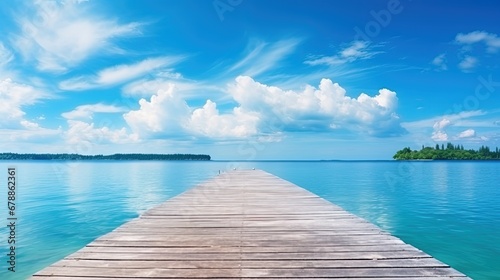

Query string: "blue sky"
[[0, 0, 499, 159]]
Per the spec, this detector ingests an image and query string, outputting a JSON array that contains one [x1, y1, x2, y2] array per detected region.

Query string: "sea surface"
[[0, 160, 499, 280]]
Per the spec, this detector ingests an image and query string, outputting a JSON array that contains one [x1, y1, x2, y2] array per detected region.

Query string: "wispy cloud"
[[454, 31, 500, 72], [97, 57, 184, 85], [266, 64, 390, 91], [458, 56, 478, 72], [224, 39, 301, 77], [456, 31, 500, 53], [0, 78, 49, 129], [227, 42, 267, 73], [0, 42, 14, 68], [0, 127, 61, 144], [122, 77, 220, 99], [403, 110, 486, 130], [305, 41, 381, 66], [403, 110, 493, 142], [12, 0, 142, 72], [62, 103, 128, 120], [59, 56, 184, 90], [431, 53, 447, 71], [65, 120, 138, 146]]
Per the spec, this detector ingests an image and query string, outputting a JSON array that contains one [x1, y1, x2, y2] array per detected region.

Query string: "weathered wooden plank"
[[31, 277, 470, 280], [49, 258, 449, 269], [78, 244, 420, 254], [109, 228, 388, 235], [240, 268, 467, 278], [35, 267, 241, 278], [93, 233, 399, 242], [32, 169, 469, 279], [119, 220, 382, 228], [87, 239, 404, 248], [67, 250, 431, 261], [34, 266, 465, 278]]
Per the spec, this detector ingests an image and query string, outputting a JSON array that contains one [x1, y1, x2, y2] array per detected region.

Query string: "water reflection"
[[67, 162, 92, 203], [431, 162, 449, 194], [457, 162, 476, 200]]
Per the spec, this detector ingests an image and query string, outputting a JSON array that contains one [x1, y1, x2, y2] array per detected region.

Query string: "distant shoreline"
[[0, 153, 211, 161]]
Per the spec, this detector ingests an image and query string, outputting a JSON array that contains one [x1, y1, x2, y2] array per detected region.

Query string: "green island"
[[0, 153, 211, 161], [394, 143, 500, 160]]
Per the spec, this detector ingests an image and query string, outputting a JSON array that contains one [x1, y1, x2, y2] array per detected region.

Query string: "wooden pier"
[[32, 170, 469, 279]]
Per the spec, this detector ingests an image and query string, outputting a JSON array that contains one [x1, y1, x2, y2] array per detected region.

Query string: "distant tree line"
[[0, 153, 211, 161], [394, 143, 500, 160]]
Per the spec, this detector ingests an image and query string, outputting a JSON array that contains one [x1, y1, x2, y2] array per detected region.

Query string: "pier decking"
[[32, 170, 469, 279]]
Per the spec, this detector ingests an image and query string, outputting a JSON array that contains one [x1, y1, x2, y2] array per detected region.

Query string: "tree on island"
[[393, 143, 500, 160]]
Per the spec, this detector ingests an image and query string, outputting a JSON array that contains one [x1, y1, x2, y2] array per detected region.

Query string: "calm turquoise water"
[[0, 161, 499, 279]]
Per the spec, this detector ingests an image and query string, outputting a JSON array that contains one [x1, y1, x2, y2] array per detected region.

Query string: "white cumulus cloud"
[[122, 77, 405, 140], [123, 84, 191, 137], [229, 76, 405, 137], [432, 131, 448, 141], [432, 118, 451, 141], [457, 129, 476, 138], [124, 84, 262, 139], [188, 100, 260, 138], [433, 118, 451, 130]]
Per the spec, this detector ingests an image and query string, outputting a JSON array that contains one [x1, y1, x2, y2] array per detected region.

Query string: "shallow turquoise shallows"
[[0, 161, 498, 280]]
